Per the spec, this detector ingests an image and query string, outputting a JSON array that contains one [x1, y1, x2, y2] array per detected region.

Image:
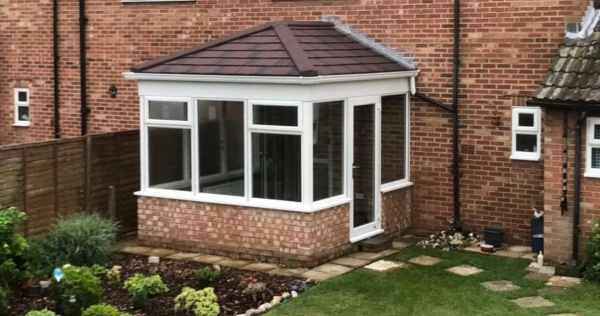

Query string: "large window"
[[586, 117, 600, 178], [14, 88, 30, 126], [381, 94, 408, 188], [313, 101, 344, 201], [511, 107, 541, 161]]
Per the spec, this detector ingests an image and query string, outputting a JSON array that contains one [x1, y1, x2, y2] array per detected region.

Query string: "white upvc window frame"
[[585, 117, 600, 178], [380, 93, 412, 193], [14, 88, 30, 127], [511, 106, 541, 161]]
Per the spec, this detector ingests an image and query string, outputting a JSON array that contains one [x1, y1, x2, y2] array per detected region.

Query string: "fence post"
[[108, 185, 116, 220]]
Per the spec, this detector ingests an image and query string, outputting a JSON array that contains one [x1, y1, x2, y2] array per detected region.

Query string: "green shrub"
[[81, 304, 132, 316], [174, 287, 220, 316], [50, 265, 102, 316], [89, 264, 109, 276], [43, 213, 118, 267], [584, 218, 600, 282], [0, 285, 9, 315], [0, 206, 29, 289], [25, 309, 59, 316], [123, 274, 168, 309], [106, 269, 121, 285], [195, 266, 222, 289]]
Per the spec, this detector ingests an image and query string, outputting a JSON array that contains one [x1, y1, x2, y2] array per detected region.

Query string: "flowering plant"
[[583, 218, 600, 282], [417, 220, 481, 251]]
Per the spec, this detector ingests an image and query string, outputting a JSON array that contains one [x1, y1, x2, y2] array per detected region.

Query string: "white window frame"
[[380, 93, 412, 192], [511, 106, 541, 161], [585, 117, 600, 178], [14, 88, 30, 127]]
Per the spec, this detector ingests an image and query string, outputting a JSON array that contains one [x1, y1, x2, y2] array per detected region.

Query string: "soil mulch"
[[7, 253, 304, 316]]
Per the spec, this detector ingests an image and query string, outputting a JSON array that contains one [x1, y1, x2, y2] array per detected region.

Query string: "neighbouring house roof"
[[131, 20, 415, 77], [532, 9, 600, 108]]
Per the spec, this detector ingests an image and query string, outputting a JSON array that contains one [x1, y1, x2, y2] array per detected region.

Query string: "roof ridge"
[[272, 21, 318, 77], [132, 22, 276, 72]]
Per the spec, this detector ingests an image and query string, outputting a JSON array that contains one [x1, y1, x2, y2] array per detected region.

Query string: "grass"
[[267, 246, 600, 316]]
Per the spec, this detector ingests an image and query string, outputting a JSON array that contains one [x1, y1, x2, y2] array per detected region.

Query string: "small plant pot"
[[480, 244, 494, 253], [39, 280, 51, 289], [27, 284, 42, 297]]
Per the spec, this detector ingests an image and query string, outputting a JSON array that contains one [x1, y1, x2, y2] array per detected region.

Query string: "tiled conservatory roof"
[[131, 21, 415, 77]]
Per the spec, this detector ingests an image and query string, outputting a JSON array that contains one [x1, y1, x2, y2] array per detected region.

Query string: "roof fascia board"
[[123, 70, 419, 84], [528, 99, 600, 110]]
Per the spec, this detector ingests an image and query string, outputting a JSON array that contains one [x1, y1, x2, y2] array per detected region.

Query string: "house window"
[[381, 94, 409, 189], [14, 88, 30, 126], [511, 106, 541, 161], [586, 117, 600, 178], [313, 101, 344, 201]]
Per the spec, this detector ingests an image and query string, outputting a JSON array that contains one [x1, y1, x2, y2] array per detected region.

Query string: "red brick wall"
[[137, 197, 353, 267], [2, 0, 596, 254], [381, 187, 412, 234]]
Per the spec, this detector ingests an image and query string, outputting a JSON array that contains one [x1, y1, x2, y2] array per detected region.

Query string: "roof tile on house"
[[132, 21, 413, 77], [533, 23, 600, 104]]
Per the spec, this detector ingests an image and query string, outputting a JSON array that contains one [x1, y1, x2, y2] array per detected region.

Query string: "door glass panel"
[[353, 104, 375, 227], [313, 101, 344, 201]]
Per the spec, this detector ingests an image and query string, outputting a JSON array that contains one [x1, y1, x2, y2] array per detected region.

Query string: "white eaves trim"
[[565, 2, 600, 39], [123, 70, 419, 85]]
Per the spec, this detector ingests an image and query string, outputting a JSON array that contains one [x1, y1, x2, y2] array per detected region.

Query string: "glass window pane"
[[18, 91, 28, 102], [148, 101, 188, 121], [253, 105, 297, 126], [252, 133, 301, 202], [381, 94, 407, 183], [313, 101, 344, 201], [518, 113, 534, 127], [17, 106, 29, 122], [516, 134, 537, 152], [198, 100, 245, 197], [148, 127, 191, 191], [594, 124, 600, 140], [592, 147, 600, 169]]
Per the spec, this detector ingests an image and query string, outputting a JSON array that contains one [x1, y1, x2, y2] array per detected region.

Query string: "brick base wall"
[[381, 186, 412, 236]]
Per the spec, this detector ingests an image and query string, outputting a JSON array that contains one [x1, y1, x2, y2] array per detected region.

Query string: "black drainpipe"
[[451, 0, 462, 230], [572, 111, 585, 266], [79, 0, 88, 136], [53, 0, 60, 139]]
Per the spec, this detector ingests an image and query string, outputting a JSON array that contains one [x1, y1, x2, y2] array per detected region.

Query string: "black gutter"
[[572, 111, 586, 266], [451, 0, 462, 229], [53, 0, 60, 139], [79, 0, 88, 136], [414, 92, 454, 112]]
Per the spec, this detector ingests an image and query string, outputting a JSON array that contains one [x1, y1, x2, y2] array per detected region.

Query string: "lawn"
[[268, 246, 600, 316]]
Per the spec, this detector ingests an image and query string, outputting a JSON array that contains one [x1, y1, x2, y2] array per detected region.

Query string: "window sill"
[[13, 122, 30, 127], [584, 171, 600, 179], [510, 154, 540, 161], [380, 181, 413, 193]]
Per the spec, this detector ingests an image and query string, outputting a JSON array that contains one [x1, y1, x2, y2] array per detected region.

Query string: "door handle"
[[352, 165, 360, 169]]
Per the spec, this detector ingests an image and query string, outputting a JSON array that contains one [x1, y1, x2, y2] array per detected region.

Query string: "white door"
[[349, 97, 382, 242]]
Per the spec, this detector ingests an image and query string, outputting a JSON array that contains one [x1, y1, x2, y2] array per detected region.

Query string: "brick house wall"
[[2, 0, 599, 261]]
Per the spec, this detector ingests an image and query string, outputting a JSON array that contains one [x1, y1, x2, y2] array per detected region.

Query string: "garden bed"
[[8, 254, 303, 316]]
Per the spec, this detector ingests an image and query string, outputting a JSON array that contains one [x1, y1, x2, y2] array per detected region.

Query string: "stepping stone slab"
[[463, 246, 484, 253], [507, 245, 531, 253], [217, 259, 252, 268], [330, 257, 370, 268], [191, 254, 226, 264], [545, 276, 581, 288], [312, 263, 353, 276], [525, 272, 553, 282], [348, 252, 386, 261], [166, 252, 201, 260], [364, 260, 406, 272], [243, 263, 279, 272], [118, 246, 151, 254], [145, 248, 178, 257], [392, 241, 411, 250], [299, 270, 334, 281], [408, 255, 441, 266], [511, 296, 555, 308], [492, 250, 524, 259], [481, 280, 521, 292], [446, 265, 483, 276], [526, 263, 555, 275], [378, 249, 400, 257], [268, 268, 308, 277]]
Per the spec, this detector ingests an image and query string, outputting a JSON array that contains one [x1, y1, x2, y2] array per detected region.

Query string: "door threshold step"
[[358, 234, 394, 253]]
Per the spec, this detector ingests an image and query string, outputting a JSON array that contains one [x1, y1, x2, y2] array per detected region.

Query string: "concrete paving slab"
[[243, 263, 279, 272], [545, 276, 581, 288], [481, 280, 521, 292], [364, 260, 407, 272], [379, 249, 400, 257], [492, 250, 524, 259], [190, 254, 226, 264], [511, 296, 555, 308], [521, 253, 536, 261], [268, 268, 308, 277], [165, 252, 201, 260], [145, 248, 178, 257], [446, 265, 483, 276], [348, 252, 386, 261], [526, 262, 555, 275], [216, 259, 252, 268], [312, 263, 353, 276], [299, 270, 334, 281], [392, 241, 412, 250], [408, 255, 441, 266], [463, 246, 484, 253], [525, 272, 553, 282], [507, 245, 531, 253], [117, 246, 151, 254], [330, 257, 370, 268]]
